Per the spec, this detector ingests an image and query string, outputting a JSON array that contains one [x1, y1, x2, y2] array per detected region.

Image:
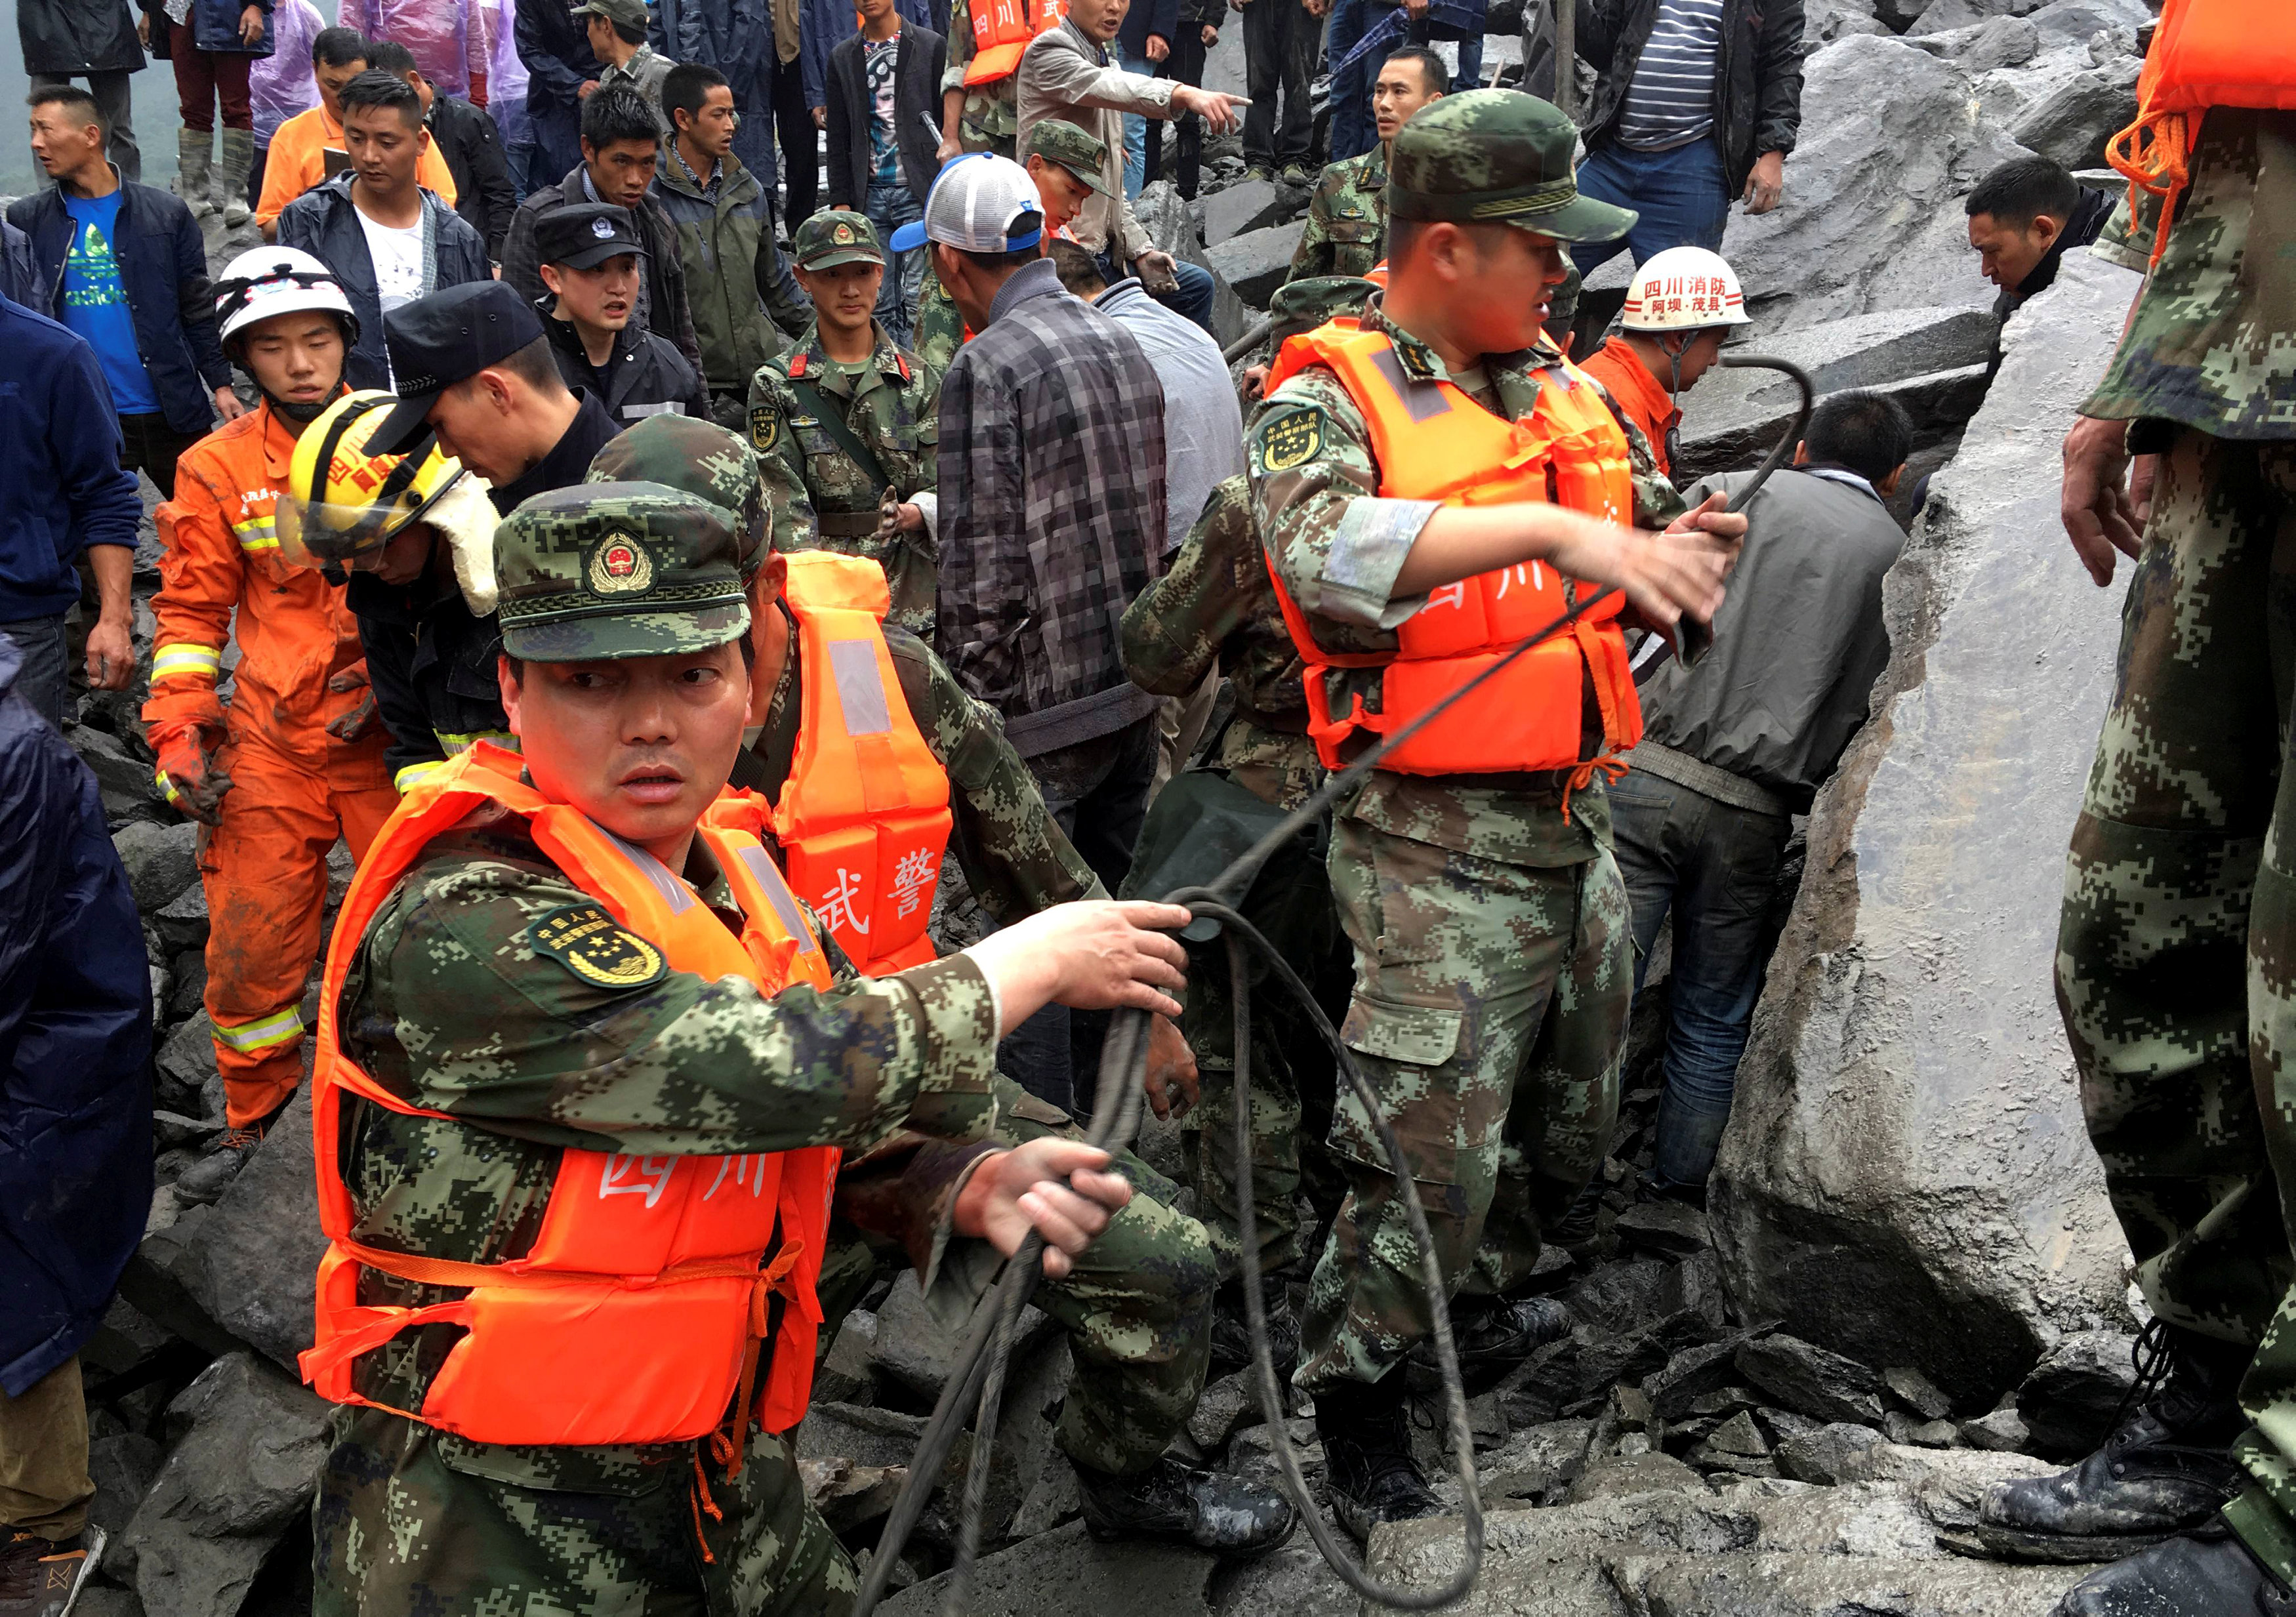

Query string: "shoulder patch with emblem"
[[1254, 406, 1327, 474], [528, 904, 667, 989], [751, 409, 779, 453]]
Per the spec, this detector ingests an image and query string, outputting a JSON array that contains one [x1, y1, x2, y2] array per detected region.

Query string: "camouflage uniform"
[[943, 0, 1019, 159], [1248, 94, 1650, 1394], [747, 215, 945, 641], [311, 487, 1010, 1614], [1288, 144, 1389, 283], [1121, 474, 1347, 1281], [2051, 108, 2296, 1583]]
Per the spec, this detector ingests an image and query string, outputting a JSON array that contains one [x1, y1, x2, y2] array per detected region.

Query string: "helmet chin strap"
[[265, 373, 348, 424]]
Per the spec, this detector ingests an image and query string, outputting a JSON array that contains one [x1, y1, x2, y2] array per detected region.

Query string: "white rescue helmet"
[[213, 245, 361, 349], [1620, 246, 1751, 334]]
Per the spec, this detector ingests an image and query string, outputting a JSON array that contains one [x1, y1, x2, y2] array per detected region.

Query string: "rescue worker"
[[1247, 91, 1744, 1535], [304, 478, 1206, 1612], [1117, 274, 1374, 1371], [1286, 45, 1446, 285], [936, 0, 1062, 163], [747, 213, 944, 642], [1969, 12, 2296, 1612], [280, 390, 516, 792], [911, 117, 1104, 373], [144, 246, 402, 1204], [535, 201, 714, 427], [1576, 245, 1751, 483]]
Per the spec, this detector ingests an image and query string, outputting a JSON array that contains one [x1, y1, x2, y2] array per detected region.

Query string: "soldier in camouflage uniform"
[[1971, 110, 2296, 1617], [1248, 91, 1744, 1538], [941, 0, 1021, 161], [747, 213, 943, 642], [1285, 45, 1446, 285], [582, 419, 1299, 1559]]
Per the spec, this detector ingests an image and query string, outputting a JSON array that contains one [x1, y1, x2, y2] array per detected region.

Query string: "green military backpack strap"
[[786, 375, 893, 533]]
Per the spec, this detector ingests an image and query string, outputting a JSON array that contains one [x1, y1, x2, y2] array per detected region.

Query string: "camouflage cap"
[[1387, 90, 1637, 245], [1268, 275, 1378, 344], [793, 209, 886, 271], [585, 415, 771, 579], [495, 481, 751, 661], [571, 0, 649, 27], [1022, 118, 1113, 199]]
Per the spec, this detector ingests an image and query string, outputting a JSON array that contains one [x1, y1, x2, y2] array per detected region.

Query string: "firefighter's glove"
[[326, 663, 379, 743], [154, 727, 232, 825]]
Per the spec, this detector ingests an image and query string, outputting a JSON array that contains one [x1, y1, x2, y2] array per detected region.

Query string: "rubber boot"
[[176, 129, 217, 221], [1315, 1372, 1443, 1542], [215, 128, 255, 229], [1976, 1321, 2252, 1563], [2051, 1515, 2295, 1616], [1075, 1457, 1297, 1558]]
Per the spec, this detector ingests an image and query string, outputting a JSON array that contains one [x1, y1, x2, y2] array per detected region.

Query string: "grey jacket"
[[1634, 465, 1902, 809], [1014, 18, 1169, 261]]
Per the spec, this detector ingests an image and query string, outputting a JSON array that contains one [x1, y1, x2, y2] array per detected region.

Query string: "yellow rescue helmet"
[[279, 390, 470, 569]]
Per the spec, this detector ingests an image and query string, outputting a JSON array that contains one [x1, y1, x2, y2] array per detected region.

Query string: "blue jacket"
[[654, 0, 783, 194], [7, 178, 232, 437], [162, 0, 276, 55], [515, 0, 600, 180], [0, 223, 44, 318], [276, 177, 491, 391], [0, 632, 153, 1399], [0, 295, 140, 623], [1118, 0, 1180, 58]]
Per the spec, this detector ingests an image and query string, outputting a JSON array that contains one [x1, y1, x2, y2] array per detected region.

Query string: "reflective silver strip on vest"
[[620, 401, 686, 419], [737, 844, 819, 953], [827, 638, 892, 737], [604, 829, 699, 912]]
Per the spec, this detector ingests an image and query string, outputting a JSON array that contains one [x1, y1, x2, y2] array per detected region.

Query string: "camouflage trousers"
[[1294, 814, 1633, 1392], [2055, 427, 2296, 1578], [815, 1078, 1217, 1479], [312, 1410, 850, 1616]]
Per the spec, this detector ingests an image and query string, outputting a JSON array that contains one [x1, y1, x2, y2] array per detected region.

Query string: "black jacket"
[[345, 565, 509, 787], [825, 25, 947, 211], [19, 0, 143, 75], [1578, 0, 1806, 197], [426, 93, 518, 263], [489, 387, 621, 514], [539, 298, 713, 427], [276, 176, 491, 391], [7, 177, 231, 436], [1998, 184, 2113, 319], [501, 163, 707, 383]]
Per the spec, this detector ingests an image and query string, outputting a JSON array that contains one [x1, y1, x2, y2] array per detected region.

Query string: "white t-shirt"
[[358, 210, 426, 316]]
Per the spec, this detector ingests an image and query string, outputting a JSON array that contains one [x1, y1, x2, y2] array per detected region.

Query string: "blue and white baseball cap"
[[890, 153, 1045, 255]]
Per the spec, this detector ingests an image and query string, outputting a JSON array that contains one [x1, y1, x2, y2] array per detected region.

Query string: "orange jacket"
[[2110, 0, 2296, 266], [1263, 321, 1641, 777], [300, 747, 840, 1448], [963, 0, 1067, 86], [255, 102, 460, 232], [769, 553, 954, 974], [1578, 335, 1679, 480], [143, 401, 373, 762]]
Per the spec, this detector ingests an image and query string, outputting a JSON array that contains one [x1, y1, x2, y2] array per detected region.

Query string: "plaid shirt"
[[935, 258, 1169, 754]]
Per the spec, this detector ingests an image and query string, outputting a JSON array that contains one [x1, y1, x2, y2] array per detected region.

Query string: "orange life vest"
[[964, 0, 1067, 86], [769, 552, 954, 973], [2110, 0, 2296, 266], [1261, 321, 1641, 777], [299, 745, 840, 1449]]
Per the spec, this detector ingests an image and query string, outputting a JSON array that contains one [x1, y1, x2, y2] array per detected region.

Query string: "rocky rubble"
[[61, 4, 2169, 1610]]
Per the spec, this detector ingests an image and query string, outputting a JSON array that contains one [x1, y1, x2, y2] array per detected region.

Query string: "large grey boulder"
[[1708, 249, 2144, 1408], [1204, 221, 1305, 310], [116, 1352, 332, 1617], [179, 1087, 327, 1372], [880, 1520, 1217, 1617], [1721, 36, 2029, 337], [112, 821, 201, 912], [2009, 57, 2142, 169]]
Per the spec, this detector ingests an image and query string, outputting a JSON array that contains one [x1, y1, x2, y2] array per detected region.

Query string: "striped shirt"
[[1616, 0, 1726, 152]]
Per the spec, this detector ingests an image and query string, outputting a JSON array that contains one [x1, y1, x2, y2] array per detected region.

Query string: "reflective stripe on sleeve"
[[151, 642, 223, 682], [213, 1006, 306, 1054], [232, 514, 279, 552]]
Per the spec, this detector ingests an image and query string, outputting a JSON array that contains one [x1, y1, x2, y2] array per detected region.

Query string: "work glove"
[[154, 724, 233, 825], [325, 663, 379, 743]]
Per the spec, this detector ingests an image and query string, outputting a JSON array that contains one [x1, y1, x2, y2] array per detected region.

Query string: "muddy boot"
[[1208, 1275, 1300, 1380], [215, 128, 255, 228], [1316, 1372, 1443, 1542], [176, 129, 217, 221], [173, 1100, 286, 1205], [1075, 1457, 1297, 1557], [1975, 1320, 2251, 1564], [2051, 1515, 2294, 1616], [1408, 1296, 1574, 1396]]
